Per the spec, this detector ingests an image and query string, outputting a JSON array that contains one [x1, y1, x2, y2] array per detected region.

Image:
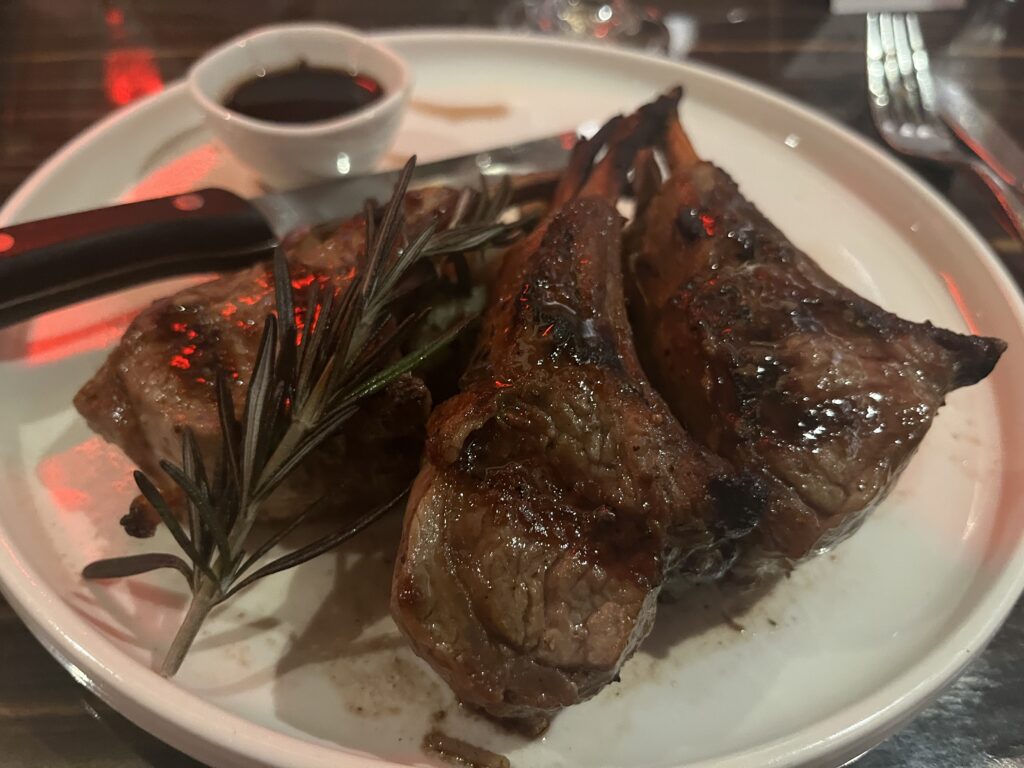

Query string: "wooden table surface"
[[0, 1, 1022, 766]]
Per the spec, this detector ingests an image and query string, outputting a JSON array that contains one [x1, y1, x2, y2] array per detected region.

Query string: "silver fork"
[[867, 12, 1024, 240]]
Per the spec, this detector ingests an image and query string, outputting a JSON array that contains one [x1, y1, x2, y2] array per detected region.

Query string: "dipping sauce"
[[223, 62, 384, 124]]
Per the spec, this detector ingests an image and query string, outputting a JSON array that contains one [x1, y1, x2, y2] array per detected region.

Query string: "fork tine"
[[905, 13, 940, 121], [891, 13, 926, 126], [867, 11, 981, 171], [878, 13, 911, 131], [866, 14, 888, 106]]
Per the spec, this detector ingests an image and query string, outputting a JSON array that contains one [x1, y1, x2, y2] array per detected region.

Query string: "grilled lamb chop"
[[75, 188, 462, 532], [391, 114, 765, 724], [625, 90, 1006, 564]]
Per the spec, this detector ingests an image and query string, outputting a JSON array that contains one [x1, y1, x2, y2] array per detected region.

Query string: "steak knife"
[[936, 77, 1024, 196], [0, 132, 572, 328]]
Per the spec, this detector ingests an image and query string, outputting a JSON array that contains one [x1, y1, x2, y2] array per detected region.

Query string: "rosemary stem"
[[160, 578, 220, 677], [257, 421, 310, 495]]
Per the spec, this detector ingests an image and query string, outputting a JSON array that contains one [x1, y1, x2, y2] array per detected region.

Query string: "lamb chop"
[[625, 89, 1006, 564], [391, 112, 766, 725], [75, 187, 466, 534]]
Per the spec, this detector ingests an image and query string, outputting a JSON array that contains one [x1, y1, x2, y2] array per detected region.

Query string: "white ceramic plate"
[[1, 30, 1022, 768]]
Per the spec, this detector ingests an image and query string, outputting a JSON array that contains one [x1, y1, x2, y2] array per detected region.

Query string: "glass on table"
[[498, 0, 670, 52]]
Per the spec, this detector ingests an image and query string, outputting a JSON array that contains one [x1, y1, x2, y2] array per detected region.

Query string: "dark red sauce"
[[223, 61, 384, 124]]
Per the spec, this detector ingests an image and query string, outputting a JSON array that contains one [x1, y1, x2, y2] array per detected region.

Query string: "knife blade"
[[255, 132, 574, 237], [935, 77, 1024, 195], [0, 131, 573, 328]]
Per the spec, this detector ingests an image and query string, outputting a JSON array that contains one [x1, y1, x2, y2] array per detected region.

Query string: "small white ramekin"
[[188, 23, 411, 189]]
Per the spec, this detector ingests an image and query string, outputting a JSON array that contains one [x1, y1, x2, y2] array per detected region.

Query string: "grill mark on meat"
[[625, 97, 1006, 563], [392, 111, 766, 723]]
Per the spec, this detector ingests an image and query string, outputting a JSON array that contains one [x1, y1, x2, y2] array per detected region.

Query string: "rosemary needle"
[[83, 158, 523, 676]]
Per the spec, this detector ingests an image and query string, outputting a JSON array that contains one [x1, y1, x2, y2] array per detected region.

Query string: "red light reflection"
[[38, 460, 89, 510], [105, 7, 125, 27], [37, 438, 134, 513], [25, 309, 139, 365], [939, 272, 981, 335], [104, 48, 163, 107], [354, 74, 382, 96]]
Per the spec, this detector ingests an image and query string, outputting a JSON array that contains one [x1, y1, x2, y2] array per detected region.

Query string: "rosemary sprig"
[[82, 158, 521, 677]]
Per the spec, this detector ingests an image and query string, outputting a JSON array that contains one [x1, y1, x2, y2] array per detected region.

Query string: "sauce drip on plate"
[[223, 61, 384, 124]]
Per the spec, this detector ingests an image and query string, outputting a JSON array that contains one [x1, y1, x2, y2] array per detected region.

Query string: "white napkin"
[[831, 0, 964, 13]]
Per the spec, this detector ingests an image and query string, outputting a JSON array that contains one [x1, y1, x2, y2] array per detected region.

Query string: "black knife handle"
[[0, 188, 277, 328]]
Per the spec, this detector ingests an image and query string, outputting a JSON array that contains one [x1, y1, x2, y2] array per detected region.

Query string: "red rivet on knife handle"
[[172, 193, 205, 212]]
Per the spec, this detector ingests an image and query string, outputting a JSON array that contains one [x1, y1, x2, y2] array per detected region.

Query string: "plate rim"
[[1, 28, 1023, 768]]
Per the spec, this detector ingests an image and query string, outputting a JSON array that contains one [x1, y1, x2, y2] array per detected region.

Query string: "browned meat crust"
[[625, 90, 1006, 563], [391, 112, 765, 723], [74, 188, 460, 530]]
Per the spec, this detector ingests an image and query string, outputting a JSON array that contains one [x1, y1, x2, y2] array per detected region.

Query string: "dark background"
[[0, 1, 1021, 766]]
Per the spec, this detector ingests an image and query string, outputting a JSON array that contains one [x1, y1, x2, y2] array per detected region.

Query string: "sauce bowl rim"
[[186, 21, 412, 138]]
